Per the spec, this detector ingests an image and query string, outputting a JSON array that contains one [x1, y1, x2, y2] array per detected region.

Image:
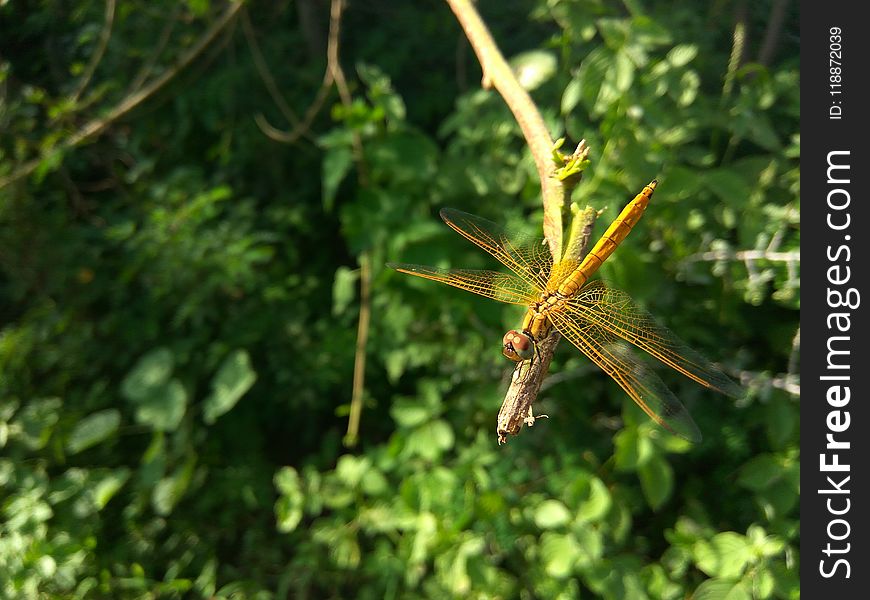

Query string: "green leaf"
[[13, 397, 62, 450], [203, 349, 257, 424], [391, 394, 438, 428], [404, 419, 454, 460], [322, 145, 354, 212], [561, 79, 582, 115], [152, 456, 196, 516], [535, 499, 571, 529], [121, 348, 174, 401], [335, 454, 370, 487], [573, 527, 604, 568], [133, 379, 187, 431], [576, 477, 612, 523], [274, 467, 304, 533], [540, 532, 581, 578], [737, 454, 782, 491], [638, 453, 673, 510], [749, 568, 775, 599], [678, 70, 700, 106], [765, 396, 797, 448], [510, 50, 557, 91], [66, 409, 121, 454], [694, 532, 752, 579], [438, 534, 485, 595], [613, 50, 635, 92], [93, 468, 131, 509], [667, 44, 698, 67], [332, 266, 359, 316], [692, 578, 752, 600], [705, 169, 754, 206], [613, 428, 653, 471]]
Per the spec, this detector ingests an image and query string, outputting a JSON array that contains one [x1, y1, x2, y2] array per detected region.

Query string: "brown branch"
[[0, 1, 244, 191], [241, 7, 309, 138], [327, 0, 368, 186], [445, 0, 563, 258], [496, 206, 597, 444], [322, 0, 369, 445], [248, 0, 355, 154], [71, 0, 116, 103], [445, 0, 602, 443], [253, 81, 333, 144]]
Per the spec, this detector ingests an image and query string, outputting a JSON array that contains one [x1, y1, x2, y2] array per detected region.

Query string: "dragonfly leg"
[[524, 404, 549, 427]]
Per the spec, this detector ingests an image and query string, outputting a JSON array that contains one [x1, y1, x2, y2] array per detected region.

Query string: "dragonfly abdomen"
[[556, 180, 657, 297]]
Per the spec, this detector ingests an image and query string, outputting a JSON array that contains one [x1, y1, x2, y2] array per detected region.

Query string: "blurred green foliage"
[[1, 0, 798, 598]]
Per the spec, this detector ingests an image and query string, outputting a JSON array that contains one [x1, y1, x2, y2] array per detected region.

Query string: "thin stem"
[[346, 253, 371, 447], [241, 7, 305, 133], [70, 0, 116, 103], [128, 5, 181, 94], [327, 0, 370, 445]]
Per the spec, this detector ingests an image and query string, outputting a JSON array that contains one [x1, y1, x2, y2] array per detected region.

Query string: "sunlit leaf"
[[694, 532, 752, 579], [203, 349, 257, 424], [133, 379, 187, 431], [275, 467, 304, 533], [332, 266, 359, 316], [66, 409, 121, 454], [693, 578, 752, 600], [535, 499, 571, 529], [540, 532, 581, 578], [121, 348, 174, 401], [510, 50, 557, 91], [93, 468, 131, 509]]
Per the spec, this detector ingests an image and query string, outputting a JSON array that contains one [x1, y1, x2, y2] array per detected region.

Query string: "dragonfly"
[[388, 180, 742, 443]]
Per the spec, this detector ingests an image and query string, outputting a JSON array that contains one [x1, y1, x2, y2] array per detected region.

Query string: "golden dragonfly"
[[388, 180, 741, 442]]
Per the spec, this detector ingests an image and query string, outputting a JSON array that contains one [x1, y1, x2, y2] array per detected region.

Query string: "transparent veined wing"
[[569, 281, 743, 398], [387, 264, 540, 305], [438, 208, 554, 292], [548, 305, 703, 442]]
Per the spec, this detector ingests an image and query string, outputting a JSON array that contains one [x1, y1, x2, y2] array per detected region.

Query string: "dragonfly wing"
[[548, 307, 703, 442], [571, 281, 743, 398], [439, 208, 554, 291], [387, 264, 539, 305]]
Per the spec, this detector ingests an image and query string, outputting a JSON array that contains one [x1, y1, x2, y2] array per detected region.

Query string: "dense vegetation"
[[1, 1, 799, 598]]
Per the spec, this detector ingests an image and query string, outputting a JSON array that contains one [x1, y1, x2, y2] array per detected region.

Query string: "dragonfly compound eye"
[[502, 330, 535, 361]]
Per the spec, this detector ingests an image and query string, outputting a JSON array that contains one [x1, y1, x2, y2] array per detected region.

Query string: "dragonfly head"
[[502, 330, 535, 361]]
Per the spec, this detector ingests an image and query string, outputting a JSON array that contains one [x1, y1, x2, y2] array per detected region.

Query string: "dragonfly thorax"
[[502, 330, 535, 361]]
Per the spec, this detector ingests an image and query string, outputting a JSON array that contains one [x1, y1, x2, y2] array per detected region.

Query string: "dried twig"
[[446, 0, 563, 258], [331, 0, 370, 445], [241, 7, 313, 143], [684, 249, 800, 263], [497, 206, 598, 443], [250, 0, 356, 152], [70, 0, 116, 103], [326, 0, 368, 186], [346, 252, 371, 447]]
